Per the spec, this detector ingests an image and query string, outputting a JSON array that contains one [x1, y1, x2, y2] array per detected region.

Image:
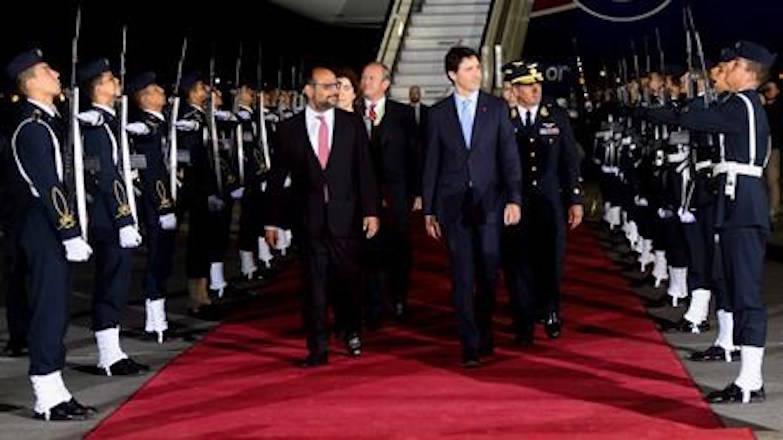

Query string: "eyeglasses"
[[311, 82, 339, 90]]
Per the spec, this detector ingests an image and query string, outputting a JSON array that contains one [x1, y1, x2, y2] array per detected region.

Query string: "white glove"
[[283, 175, 292, 188], [119, 225, 143, 248], [76, 110, 104, 126], [214, 110, 236, 122], [230, 187, 245, 200], [158, 213, 177, 230], [237, 110, 253, 121], [63, 237, 93, 262], [126, 122, 151, 135], [175, 119, 200, 131], [634, 195, 649, 207], [207, 195, 225, 212], [678, 208, 696, 224]]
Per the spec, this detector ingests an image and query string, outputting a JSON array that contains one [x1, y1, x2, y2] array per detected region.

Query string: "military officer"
[[502, 61, 584, 343]]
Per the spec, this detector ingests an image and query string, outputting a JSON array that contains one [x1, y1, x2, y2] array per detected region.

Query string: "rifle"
[[68, 5, 89, 240], [686, 6, 713, 105], [683, 8, 695, 99], [118, 25, 139, 227], [257, 43, 271, 172], [169, 37, 187, 202], [206, 44, 223, 194], [233, 43, 245, 185]]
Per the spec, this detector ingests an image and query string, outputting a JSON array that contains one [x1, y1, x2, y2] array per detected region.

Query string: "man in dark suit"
[[422, 47, 522, 368], [501, 61, 583, 344], [265, 66, 380, 367], [409, 85, 428, 211], [359, 62, 419, 325]]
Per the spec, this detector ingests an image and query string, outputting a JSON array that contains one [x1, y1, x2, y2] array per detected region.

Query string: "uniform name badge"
[[539, 122, 560, 136]]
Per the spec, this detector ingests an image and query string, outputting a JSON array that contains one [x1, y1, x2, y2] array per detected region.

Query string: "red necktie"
[[316, 114, 329, 169], [368, 103, 377, 124]]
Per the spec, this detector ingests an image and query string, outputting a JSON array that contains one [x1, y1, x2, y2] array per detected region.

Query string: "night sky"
[[0, 0, 384, 93], [525, 0, 783, 88], [3, 0, 782, 94]]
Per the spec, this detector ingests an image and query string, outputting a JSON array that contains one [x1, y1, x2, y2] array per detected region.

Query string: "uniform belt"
[[695, 160, 713, 171], [713, 161, 763, 200], [600, 165, 619, 175], [666, 151, 689, 163]]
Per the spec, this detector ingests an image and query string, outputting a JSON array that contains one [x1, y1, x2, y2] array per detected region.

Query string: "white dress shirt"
[[516, 103, 540, 127], [305, 105, 335, 157], [364, 96, 386, 126]]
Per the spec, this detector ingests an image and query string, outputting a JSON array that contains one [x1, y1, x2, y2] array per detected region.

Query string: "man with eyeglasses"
[[265, 66, 379, 367]]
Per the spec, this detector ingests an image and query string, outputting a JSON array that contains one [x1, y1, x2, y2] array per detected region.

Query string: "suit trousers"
[[302, 234, 362, 355]]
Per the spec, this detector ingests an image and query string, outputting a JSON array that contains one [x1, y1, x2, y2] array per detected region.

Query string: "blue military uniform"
[[5, 49, 98, 419], [77, 59, 149, 376], [674, 41, 774, 403], [126, 71, 176, 341], [501, 61, 583, 342], [77, 61, 137, 334]]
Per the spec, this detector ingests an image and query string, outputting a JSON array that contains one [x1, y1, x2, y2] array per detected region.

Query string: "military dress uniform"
[[501, 62, 583, 342], [126, 71, 177, 343], [674, 41, 774, 404], [5, 49, 96, 420], [77, 59, 148, 376], [176, 73, 219, 314]]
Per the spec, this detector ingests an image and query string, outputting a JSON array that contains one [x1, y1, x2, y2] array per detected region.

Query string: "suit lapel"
[[469, 92, 487, 151]]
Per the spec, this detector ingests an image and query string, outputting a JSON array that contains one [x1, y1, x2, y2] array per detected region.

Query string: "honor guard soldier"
[[6, 49, 96, 420], [670, 41, 775, 404], [689, 49, 742, 362], [206, 88, 237, 299], [76, 59, 149, 375], [234, 80, 273, 280], [176, 71, 220, 318], [126, 71, 178, 343], [502, 61, 584, 343]]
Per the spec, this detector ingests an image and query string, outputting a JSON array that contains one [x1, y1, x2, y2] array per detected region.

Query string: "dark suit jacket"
[[510, 100, 583, 208], [267, 108, 379, 239], [422, 91, 522, 224], [358, 99, 419, 216]]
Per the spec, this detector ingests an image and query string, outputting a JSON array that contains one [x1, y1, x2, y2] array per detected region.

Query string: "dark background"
[[0, 0, 384, 92], [525, 0, 783, 89]]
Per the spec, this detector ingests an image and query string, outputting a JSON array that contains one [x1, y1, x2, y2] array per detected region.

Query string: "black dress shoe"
[[690, 346, 741, 362], [187, 304, 219, 321], [707, 383, 765, 404], [393, 302, 408, 322], [461, 354, 480, 369], [298, 352, 328, 368], [33, 399, 97, 421], [544, 312, 562, 339], [2, 341, 28, 357], [345, 333, 362, 357], [664, 318, 710, 333], [478, 344, 494, 357], [106, 358, 150, 376]]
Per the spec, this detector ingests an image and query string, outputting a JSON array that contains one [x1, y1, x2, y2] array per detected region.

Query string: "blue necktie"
[[458, 98, 473, 149]]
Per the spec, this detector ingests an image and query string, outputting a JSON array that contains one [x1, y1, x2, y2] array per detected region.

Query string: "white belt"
[[667, 151, 689, 163], [713, 161, 763, 200], [601, 165, 619, 175], [695, 160, 713, 171]]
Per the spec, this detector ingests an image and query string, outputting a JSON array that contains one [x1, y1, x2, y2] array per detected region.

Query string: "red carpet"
[[88, 225, 753, 439]]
